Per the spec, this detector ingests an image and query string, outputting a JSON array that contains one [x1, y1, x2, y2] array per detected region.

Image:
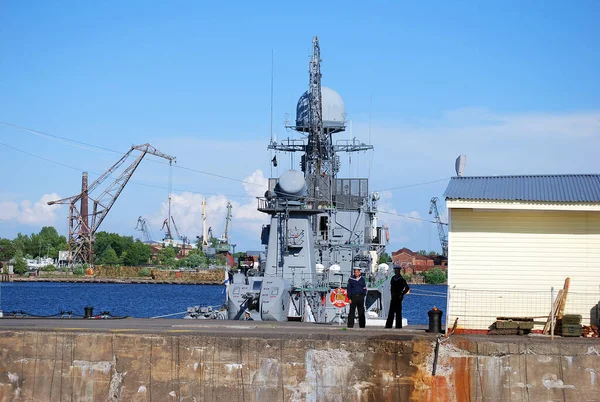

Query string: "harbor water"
[[0, 282, 447, 324]]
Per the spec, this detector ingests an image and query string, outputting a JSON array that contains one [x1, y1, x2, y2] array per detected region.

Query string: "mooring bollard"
[[427, 306, 443, 333], [84, 306, 94, 319]]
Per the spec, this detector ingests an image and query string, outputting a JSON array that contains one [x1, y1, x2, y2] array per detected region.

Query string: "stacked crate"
[[561, 314, 582, 337]]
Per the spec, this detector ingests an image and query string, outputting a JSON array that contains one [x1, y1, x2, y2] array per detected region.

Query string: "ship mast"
[[305, 36, 329, 176]]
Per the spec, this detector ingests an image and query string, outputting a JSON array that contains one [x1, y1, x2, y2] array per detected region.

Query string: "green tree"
[[188, 253, 207, 268], [422, 267, 447, 284], [379, 252, 391, 264], [12, 233, 33, 256], [0, 238, 16, 261], [214, 253, 226, 266], [94, 232, 134, 260], [13, 250, 27, 275], [158, 245, 177, 267], [42, 264, 57, 272], [416, 249, 428, 256], [98, 246, 119, 265], [121, 241, 151, 266]]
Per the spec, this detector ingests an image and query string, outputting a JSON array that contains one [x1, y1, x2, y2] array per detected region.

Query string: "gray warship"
[[222, 37, 393, 325]]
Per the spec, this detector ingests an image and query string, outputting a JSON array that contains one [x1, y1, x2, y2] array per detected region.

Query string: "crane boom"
[[49, 143, 175, 266], [170, 216, 181, 239], [223, 201, 232, 242], [429, 197, 448, 257], [135, 216, 154, 243]]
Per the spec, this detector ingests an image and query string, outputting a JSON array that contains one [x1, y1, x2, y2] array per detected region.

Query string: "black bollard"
[[427, 306, 443, 333], [84, 306, 94, 319]]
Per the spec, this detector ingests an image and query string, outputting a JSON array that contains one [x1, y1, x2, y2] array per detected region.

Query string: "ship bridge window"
[[319, 216, 328, 240], [351, 180, 359, 196], [271, 288, 279, 295]]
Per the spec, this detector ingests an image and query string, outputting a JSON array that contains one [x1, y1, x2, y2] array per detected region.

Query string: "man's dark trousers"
[[348, 294, 366, 328], [385, 295, 404, 328]]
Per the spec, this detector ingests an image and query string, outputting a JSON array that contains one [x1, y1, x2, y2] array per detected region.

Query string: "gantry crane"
[[135, 216, 155, 243], [429, 197, 448, 257], [48, 143, 176, 266]]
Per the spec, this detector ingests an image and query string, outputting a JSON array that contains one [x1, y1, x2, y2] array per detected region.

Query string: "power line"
[[0, 121, 120, 154], [1, 121, 451, 196], [378, 209, 448, 225], [0, 141, 254, 199], [374, 177, 451, 192], [0, 121, 265, 188]]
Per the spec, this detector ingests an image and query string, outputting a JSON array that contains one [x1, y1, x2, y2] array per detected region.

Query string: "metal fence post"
[[550, 287, 555, 341]]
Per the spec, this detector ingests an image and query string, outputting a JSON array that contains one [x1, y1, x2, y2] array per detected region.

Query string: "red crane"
[[48, 144, 176, 266]]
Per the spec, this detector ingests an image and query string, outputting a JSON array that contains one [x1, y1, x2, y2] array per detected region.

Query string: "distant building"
[[391, 248, 435, 273]]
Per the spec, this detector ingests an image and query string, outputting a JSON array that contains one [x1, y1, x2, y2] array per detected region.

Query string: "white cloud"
[[148, 170, 269, 245], [348, 108, 600, 252], [0, 193, 63, 225]]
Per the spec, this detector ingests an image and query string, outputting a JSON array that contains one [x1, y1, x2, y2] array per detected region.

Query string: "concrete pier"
[[0, 319, 599, 401]]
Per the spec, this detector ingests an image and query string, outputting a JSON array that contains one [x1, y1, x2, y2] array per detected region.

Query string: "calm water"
[[0, 282, 447, 325]]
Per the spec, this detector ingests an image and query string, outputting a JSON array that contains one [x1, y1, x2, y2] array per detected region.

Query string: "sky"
[[1, 1, 599, 255]]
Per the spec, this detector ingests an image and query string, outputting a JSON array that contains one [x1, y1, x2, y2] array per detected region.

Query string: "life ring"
[[330, 288, 349, 308]]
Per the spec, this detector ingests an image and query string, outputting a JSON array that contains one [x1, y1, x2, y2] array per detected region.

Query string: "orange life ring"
[[330, 288, 349, 308]]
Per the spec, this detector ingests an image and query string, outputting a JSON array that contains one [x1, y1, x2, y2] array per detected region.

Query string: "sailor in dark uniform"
[[347, 268, 367, 328], [385, 266, 410, 328]]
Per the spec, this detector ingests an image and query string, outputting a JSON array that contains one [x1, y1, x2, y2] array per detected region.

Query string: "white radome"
[[295, 86, 346, 131]]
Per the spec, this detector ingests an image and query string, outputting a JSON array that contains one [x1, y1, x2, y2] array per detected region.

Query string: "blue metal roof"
[[444, 174, 600, 202]]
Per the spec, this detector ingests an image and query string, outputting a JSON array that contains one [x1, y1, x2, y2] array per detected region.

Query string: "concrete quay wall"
[[0, 329, 599, 401]]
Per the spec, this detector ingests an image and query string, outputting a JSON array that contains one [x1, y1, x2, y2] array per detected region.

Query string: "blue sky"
[[1, 1, 599, 254]]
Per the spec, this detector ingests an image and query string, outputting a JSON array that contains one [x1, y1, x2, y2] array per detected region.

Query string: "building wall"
[[447, 204, 600, 330]]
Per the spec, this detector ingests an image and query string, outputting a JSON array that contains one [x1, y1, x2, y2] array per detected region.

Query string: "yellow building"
[[444, 174, 600, 332]]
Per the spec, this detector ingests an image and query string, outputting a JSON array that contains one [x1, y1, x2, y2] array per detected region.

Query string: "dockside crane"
[[429, 197, 448, 257], [48, 143, 176, 266], [135, 216, 155, 243], [221, 201, 232, 243]]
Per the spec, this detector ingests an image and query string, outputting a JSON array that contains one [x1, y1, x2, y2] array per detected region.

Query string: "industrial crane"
[[429, 197, 448, 257], [135, 216, 155, 243], [48, 143, 176, 266], [161, 216, 182, 240], [221, 201, 232, 242]]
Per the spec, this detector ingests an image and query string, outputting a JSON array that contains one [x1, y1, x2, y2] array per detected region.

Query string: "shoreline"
[[7, 277, 223, 285]]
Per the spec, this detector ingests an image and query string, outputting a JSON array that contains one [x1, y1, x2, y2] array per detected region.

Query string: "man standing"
[[347, 267, 367, 328], [385, 266, 410, 328]]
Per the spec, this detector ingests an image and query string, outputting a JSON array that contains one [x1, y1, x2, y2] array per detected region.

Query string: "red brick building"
[[391, 247, 436, 273]]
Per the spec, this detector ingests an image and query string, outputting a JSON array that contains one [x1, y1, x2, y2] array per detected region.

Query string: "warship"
[[189, 37, 395, 325]]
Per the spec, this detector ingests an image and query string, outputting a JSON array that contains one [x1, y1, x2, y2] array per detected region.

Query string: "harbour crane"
[[48, 143, 176, 266], [221, 201, 232, 242], [161, 216, 182, 241], [429, 197, 448, 257], [135, 216, 155, 243]]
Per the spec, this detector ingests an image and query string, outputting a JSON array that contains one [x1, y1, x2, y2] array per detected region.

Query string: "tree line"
[[0, 226, 231, 275]]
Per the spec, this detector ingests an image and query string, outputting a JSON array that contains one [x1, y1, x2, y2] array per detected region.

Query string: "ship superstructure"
[[226, 37, 391, 323]]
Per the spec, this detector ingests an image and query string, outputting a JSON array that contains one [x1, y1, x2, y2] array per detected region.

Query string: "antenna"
[[455, 155, 467, 176], [270, 49, 274, 142]]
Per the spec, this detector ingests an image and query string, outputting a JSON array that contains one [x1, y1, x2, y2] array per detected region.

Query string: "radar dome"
[[316, 263, 325, 273], [274, 170, 307, 199], [295, 87, 346, 133], [329, 264, 341, 272]]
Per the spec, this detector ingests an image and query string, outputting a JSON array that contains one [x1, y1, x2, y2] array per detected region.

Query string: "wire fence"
[[448, 288, 600, 331]]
